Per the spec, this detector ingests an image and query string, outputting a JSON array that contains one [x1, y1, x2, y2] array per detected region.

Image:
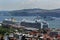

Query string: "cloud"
[[0, 0, 60, 10]]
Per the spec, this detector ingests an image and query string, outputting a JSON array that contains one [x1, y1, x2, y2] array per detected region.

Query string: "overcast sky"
[[0, 0, 60, 10]]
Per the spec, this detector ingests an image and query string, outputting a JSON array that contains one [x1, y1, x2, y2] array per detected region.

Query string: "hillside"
[[0, 8, 60, 17]]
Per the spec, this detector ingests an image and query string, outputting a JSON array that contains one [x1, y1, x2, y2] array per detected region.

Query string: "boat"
[[20, 19, 49, 29], [1, 18, 21, 28], [43, 16, 56, 21]]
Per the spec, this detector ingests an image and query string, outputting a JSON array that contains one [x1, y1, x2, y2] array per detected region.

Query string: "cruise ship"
[[1, 18, 21, 28], [20, 19, 49, 29]]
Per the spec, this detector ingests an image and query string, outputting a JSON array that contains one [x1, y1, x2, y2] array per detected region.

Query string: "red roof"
[[57, 34, 60, 37]]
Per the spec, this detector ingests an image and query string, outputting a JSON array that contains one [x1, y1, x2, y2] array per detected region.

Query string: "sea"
[[0, 16, 60, 28]]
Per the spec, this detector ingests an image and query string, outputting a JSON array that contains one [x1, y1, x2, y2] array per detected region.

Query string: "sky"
[[0, 0, 60, 10]]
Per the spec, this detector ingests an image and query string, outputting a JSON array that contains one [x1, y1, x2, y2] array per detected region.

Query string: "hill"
[[0, 8, 60, 17]]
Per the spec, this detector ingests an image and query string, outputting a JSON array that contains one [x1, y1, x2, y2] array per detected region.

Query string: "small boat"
[[43, 16, 56, 21]]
